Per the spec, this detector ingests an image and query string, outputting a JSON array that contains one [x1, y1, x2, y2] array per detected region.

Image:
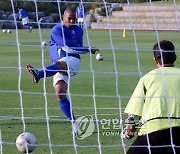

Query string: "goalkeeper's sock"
[[58, 97, 75, 122], [38, 64, 59, 78]]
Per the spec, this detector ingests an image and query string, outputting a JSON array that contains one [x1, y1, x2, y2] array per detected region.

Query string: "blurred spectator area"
[[0, 10, 60, 29]]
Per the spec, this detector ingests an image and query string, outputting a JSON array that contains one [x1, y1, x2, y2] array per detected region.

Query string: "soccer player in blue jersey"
[[18, 8, 32, 32], [26, 8, 98, 134], [76, 3, 86, 28]]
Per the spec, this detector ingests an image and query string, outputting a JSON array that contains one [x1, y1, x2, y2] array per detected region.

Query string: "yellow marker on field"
[[123, 28, 126, 38]]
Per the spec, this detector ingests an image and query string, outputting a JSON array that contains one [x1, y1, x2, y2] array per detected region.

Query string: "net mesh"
[[0, 0, 179, 153]]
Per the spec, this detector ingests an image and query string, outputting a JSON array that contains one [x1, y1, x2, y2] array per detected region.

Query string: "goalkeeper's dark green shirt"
[[125, 67, 180, 135]]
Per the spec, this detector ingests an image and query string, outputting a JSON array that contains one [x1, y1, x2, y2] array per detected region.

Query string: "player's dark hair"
[[64, 8, 76, 15], [153, 40, 176, 65]]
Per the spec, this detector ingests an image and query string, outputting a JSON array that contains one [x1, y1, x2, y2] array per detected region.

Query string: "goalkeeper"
[[122, 40, 180, 154], [26, 8, 98, 133]]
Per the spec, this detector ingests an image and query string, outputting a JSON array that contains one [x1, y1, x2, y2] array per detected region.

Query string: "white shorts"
[[53, 56, 80, 86], [77, 18, 84, 23], [22, 17, 29, 25]]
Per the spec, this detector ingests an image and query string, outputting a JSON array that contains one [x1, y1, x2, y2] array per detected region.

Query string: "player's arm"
[[49, 28, 65, 62], [18, 10, 22, 19], [62, 46, 99, 54], [121, 79, 145, 140], [49, 45, 60, 63], [61, 27, 99, 54], [50, 26, 99, 56], [19, 14, 22, 19]]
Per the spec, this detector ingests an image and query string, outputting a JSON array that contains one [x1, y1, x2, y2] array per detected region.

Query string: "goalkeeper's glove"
[[121, 126, 135, 140], [121, 114, 139, 140]]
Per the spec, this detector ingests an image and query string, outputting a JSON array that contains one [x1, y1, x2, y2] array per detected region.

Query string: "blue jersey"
[[18, 9, 28, 19], [76, 5, 86, 18], [49, 23, 89, 63]]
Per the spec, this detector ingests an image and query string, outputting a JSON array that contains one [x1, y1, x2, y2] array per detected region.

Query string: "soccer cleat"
[[72, 121, 79, 135], [26, 64, 40, 83]]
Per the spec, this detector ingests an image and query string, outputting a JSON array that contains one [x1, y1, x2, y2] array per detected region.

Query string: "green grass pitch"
[[0, 28, 180, 153]]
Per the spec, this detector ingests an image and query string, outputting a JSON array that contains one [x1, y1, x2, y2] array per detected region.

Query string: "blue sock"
[[24, 25, 29, 30], [38, 63, 59, 78], [27, 25, 30, 30], [58, 97, 75, 122]]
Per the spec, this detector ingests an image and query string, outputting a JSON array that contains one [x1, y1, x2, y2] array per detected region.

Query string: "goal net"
[[0, 0, 180, 153]]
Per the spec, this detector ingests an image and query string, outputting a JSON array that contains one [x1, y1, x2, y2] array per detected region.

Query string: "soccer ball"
[[16, 132, 37, 153], [2, 29, 7, 33], [7, 29, 11, 33], [96, 53, 104, 61], [41, 41, 48, 47]]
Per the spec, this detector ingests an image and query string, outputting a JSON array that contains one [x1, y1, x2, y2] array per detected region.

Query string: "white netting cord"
[[2, 0, 178, 153], [0, 129, 2, 154], [33, 1, 53, 153], [102, 0, 127, 153], [56, 0, 79, 153], [10, 0, 26, 133], [83, 2, 102, 153]]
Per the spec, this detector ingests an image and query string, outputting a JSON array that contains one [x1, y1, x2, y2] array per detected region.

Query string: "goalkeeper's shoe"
[[26, 64, 40, 83]]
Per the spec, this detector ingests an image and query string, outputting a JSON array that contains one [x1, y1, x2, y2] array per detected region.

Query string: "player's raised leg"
[[26, 64, 40, 83], [26, 61, 66, 83]]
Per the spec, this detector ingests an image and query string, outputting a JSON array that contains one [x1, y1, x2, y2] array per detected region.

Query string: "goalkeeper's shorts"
[[127, 126, 180, 154], [53, 56, 80, 85]]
